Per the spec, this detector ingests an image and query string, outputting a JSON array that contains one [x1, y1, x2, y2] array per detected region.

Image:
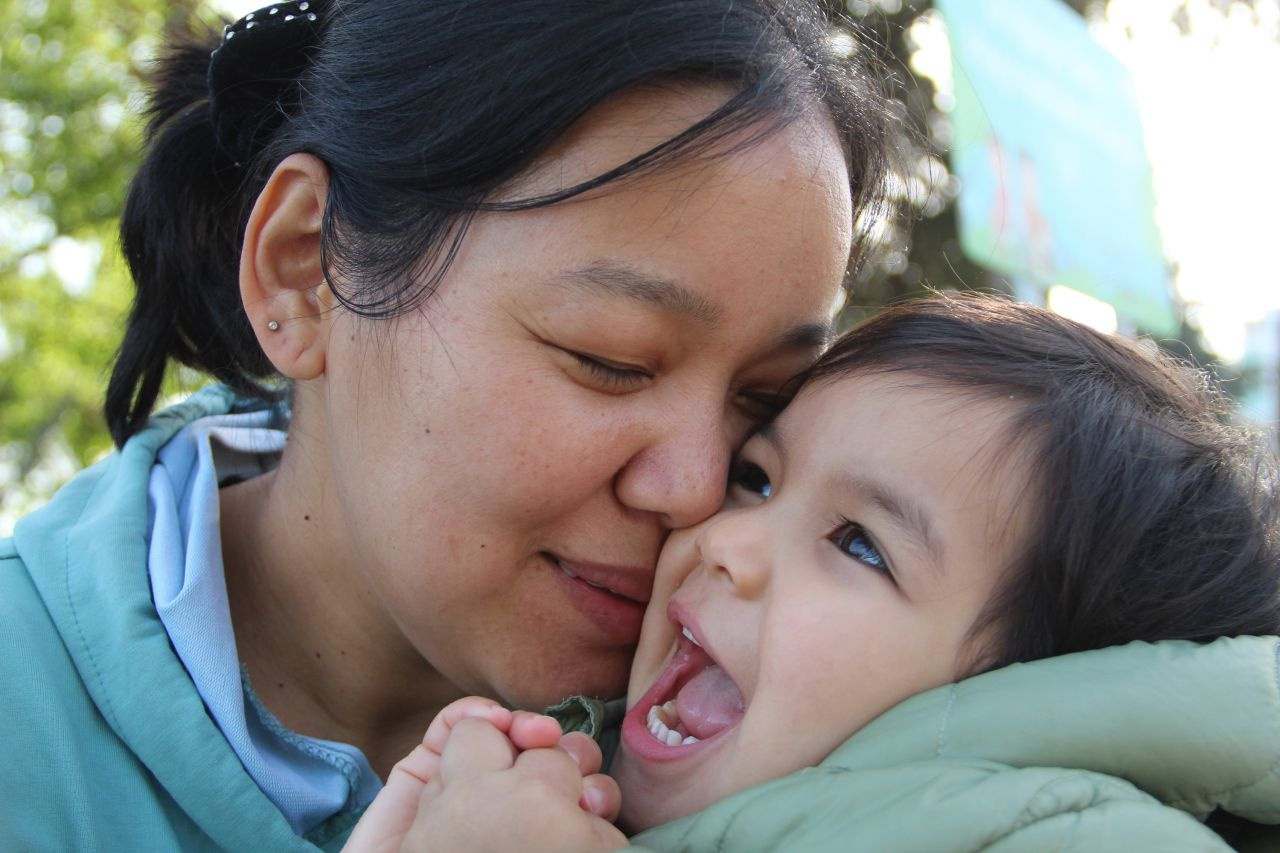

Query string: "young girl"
[[347, 294, 1280, 851]]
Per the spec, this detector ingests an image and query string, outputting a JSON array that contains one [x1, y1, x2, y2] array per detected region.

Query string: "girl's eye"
[[728, 459, 772, 499], [567, 351, 651, 391], [830, 521, 889, 574]]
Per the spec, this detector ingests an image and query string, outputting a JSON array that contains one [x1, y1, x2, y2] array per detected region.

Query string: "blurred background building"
[[2, 0, 1277, 533]]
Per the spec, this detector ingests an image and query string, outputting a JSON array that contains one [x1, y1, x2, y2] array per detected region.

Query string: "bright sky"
[[1095, 0, 1280, 362]]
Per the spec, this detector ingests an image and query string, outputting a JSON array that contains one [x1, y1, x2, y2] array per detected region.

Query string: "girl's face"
[[303, 87, 853, 709], [611, 373, 1036, 831]]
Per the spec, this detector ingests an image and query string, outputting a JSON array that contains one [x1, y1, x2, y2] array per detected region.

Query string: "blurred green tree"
[[0, 0, 200, 527]]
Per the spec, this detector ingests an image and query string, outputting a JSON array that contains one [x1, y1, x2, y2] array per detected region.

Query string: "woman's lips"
[[546, 553, 650, 645]]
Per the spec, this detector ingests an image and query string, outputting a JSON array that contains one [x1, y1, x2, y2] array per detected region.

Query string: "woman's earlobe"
[[240, 152, 332, 380]]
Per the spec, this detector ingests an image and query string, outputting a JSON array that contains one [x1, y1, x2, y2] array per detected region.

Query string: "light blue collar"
[[148, 411, 381, 834]]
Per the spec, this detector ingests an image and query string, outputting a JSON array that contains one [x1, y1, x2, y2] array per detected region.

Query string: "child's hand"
[[401, 716, 627, 852], [343, 696, 624, 852]]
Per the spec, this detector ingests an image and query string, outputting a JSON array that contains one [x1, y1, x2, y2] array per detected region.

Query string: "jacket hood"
[[828, 634, 1280, 826], [10, 386, 320, 850]]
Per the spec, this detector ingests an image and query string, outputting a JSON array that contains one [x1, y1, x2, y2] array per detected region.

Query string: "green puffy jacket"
[[628, 636, 1280, 851]]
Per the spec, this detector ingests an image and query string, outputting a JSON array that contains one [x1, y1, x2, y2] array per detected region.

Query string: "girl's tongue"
[[674, 663, 745, 739]]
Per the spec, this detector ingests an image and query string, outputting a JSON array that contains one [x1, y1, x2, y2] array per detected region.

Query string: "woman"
[[0, 0, 895, 849]]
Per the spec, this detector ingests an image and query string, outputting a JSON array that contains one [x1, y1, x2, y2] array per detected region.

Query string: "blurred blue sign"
[[936, 0, 1177, 334]]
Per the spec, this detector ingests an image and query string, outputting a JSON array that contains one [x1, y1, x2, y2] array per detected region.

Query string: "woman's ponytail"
[[107, 3, 325, 446]]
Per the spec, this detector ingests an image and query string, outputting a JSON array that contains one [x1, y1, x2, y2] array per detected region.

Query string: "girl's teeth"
[[645, 702, 702, 747], [682, 626, 699, 646], [647, 710, 671, 742]]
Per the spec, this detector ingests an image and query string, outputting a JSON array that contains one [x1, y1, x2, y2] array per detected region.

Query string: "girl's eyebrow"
[[831, 471, 944, 577], [743, 419, 777, 447]]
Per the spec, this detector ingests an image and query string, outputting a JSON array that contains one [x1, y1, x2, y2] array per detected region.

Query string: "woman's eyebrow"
[[561, 260, 722, 326], [559, 260, 834, 352]]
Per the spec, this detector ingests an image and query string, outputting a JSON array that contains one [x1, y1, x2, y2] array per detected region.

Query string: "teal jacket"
[[629, 636, 1280, 851], [4, 386, 1280, 851], [0, 387, 358, 851]]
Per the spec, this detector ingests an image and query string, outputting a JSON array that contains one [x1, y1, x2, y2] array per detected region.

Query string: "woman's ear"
[[240, 153, 334, 381]]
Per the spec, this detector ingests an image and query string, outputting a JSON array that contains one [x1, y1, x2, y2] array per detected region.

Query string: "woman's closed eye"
[[735, 389, 789, 423], [566, 350, 652, 392], [829, 520, 890, 575]]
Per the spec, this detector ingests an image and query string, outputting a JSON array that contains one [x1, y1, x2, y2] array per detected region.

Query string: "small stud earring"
[[267, 320, 280, 331]]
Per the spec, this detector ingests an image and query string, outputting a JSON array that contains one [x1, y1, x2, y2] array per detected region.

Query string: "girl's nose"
[[693, 507, 769, 598]]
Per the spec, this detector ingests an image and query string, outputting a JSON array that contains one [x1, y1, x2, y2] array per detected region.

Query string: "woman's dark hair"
[[107, 0, 897, 445], [805, 292, 1280, 671]]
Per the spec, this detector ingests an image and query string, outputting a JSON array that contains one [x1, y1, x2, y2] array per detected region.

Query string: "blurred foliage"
[[0, 0, 201, 525], [0, 0, 1266, 529]]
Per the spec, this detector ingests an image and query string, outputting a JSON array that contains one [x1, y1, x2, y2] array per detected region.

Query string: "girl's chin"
[[612, 746, 718, 834]]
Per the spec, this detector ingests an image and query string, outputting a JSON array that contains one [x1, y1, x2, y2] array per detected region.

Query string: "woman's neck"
[[219, 460, 466, 778]]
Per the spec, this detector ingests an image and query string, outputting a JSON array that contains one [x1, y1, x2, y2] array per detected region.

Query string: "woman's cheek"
[[626, 528, 702, 703], [654, 526, 702, 598]]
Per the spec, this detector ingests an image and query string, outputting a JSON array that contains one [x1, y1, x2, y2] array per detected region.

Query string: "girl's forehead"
[[775, 372, 1036, 527]]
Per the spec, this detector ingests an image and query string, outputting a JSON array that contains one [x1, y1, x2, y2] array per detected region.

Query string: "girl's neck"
[[219, 456, 465, 778]]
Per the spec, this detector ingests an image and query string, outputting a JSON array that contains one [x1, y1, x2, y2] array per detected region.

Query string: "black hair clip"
[[208, 0, 324, 166]]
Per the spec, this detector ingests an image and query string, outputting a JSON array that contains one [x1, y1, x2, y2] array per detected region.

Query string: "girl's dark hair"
[[107, 0, 896, 445], [806, 293, 1280, 671]]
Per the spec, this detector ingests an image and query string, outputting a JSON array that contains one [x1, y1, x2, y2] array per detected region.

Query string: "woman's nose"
[[693, 508, 768, 597], [613, 408, 731, 529]]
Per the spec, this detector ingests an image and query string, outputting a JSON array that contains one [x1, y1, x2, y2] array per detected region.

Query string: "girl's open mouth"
[[621, 623, 745, 762]]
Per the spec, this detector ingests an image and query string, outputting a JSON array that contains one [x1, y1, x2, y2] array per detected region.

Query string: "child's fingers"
[[423, 696, 513, 754], [557, 731, 604, 776], [341, 744, 440, 852], [507, 710, 566, 751], [511, 744, 589, 801], [585, 813, 631, 851], [438, 716, 519, 784], [579, 772, 622, 823]]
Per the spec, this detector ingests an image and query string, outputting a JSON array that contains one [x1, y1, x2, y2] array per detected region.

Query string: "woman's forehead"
[[503, 83, 845, 207]]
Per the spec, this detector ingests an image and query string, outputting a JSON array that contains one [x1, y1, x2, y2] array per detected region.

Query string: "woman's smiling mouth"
[[545, 553, 651, 644]]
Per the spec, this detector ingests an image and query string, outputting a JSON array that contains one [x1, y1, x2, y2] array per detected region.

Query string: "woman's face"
[[308, 86, 854, 709]]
